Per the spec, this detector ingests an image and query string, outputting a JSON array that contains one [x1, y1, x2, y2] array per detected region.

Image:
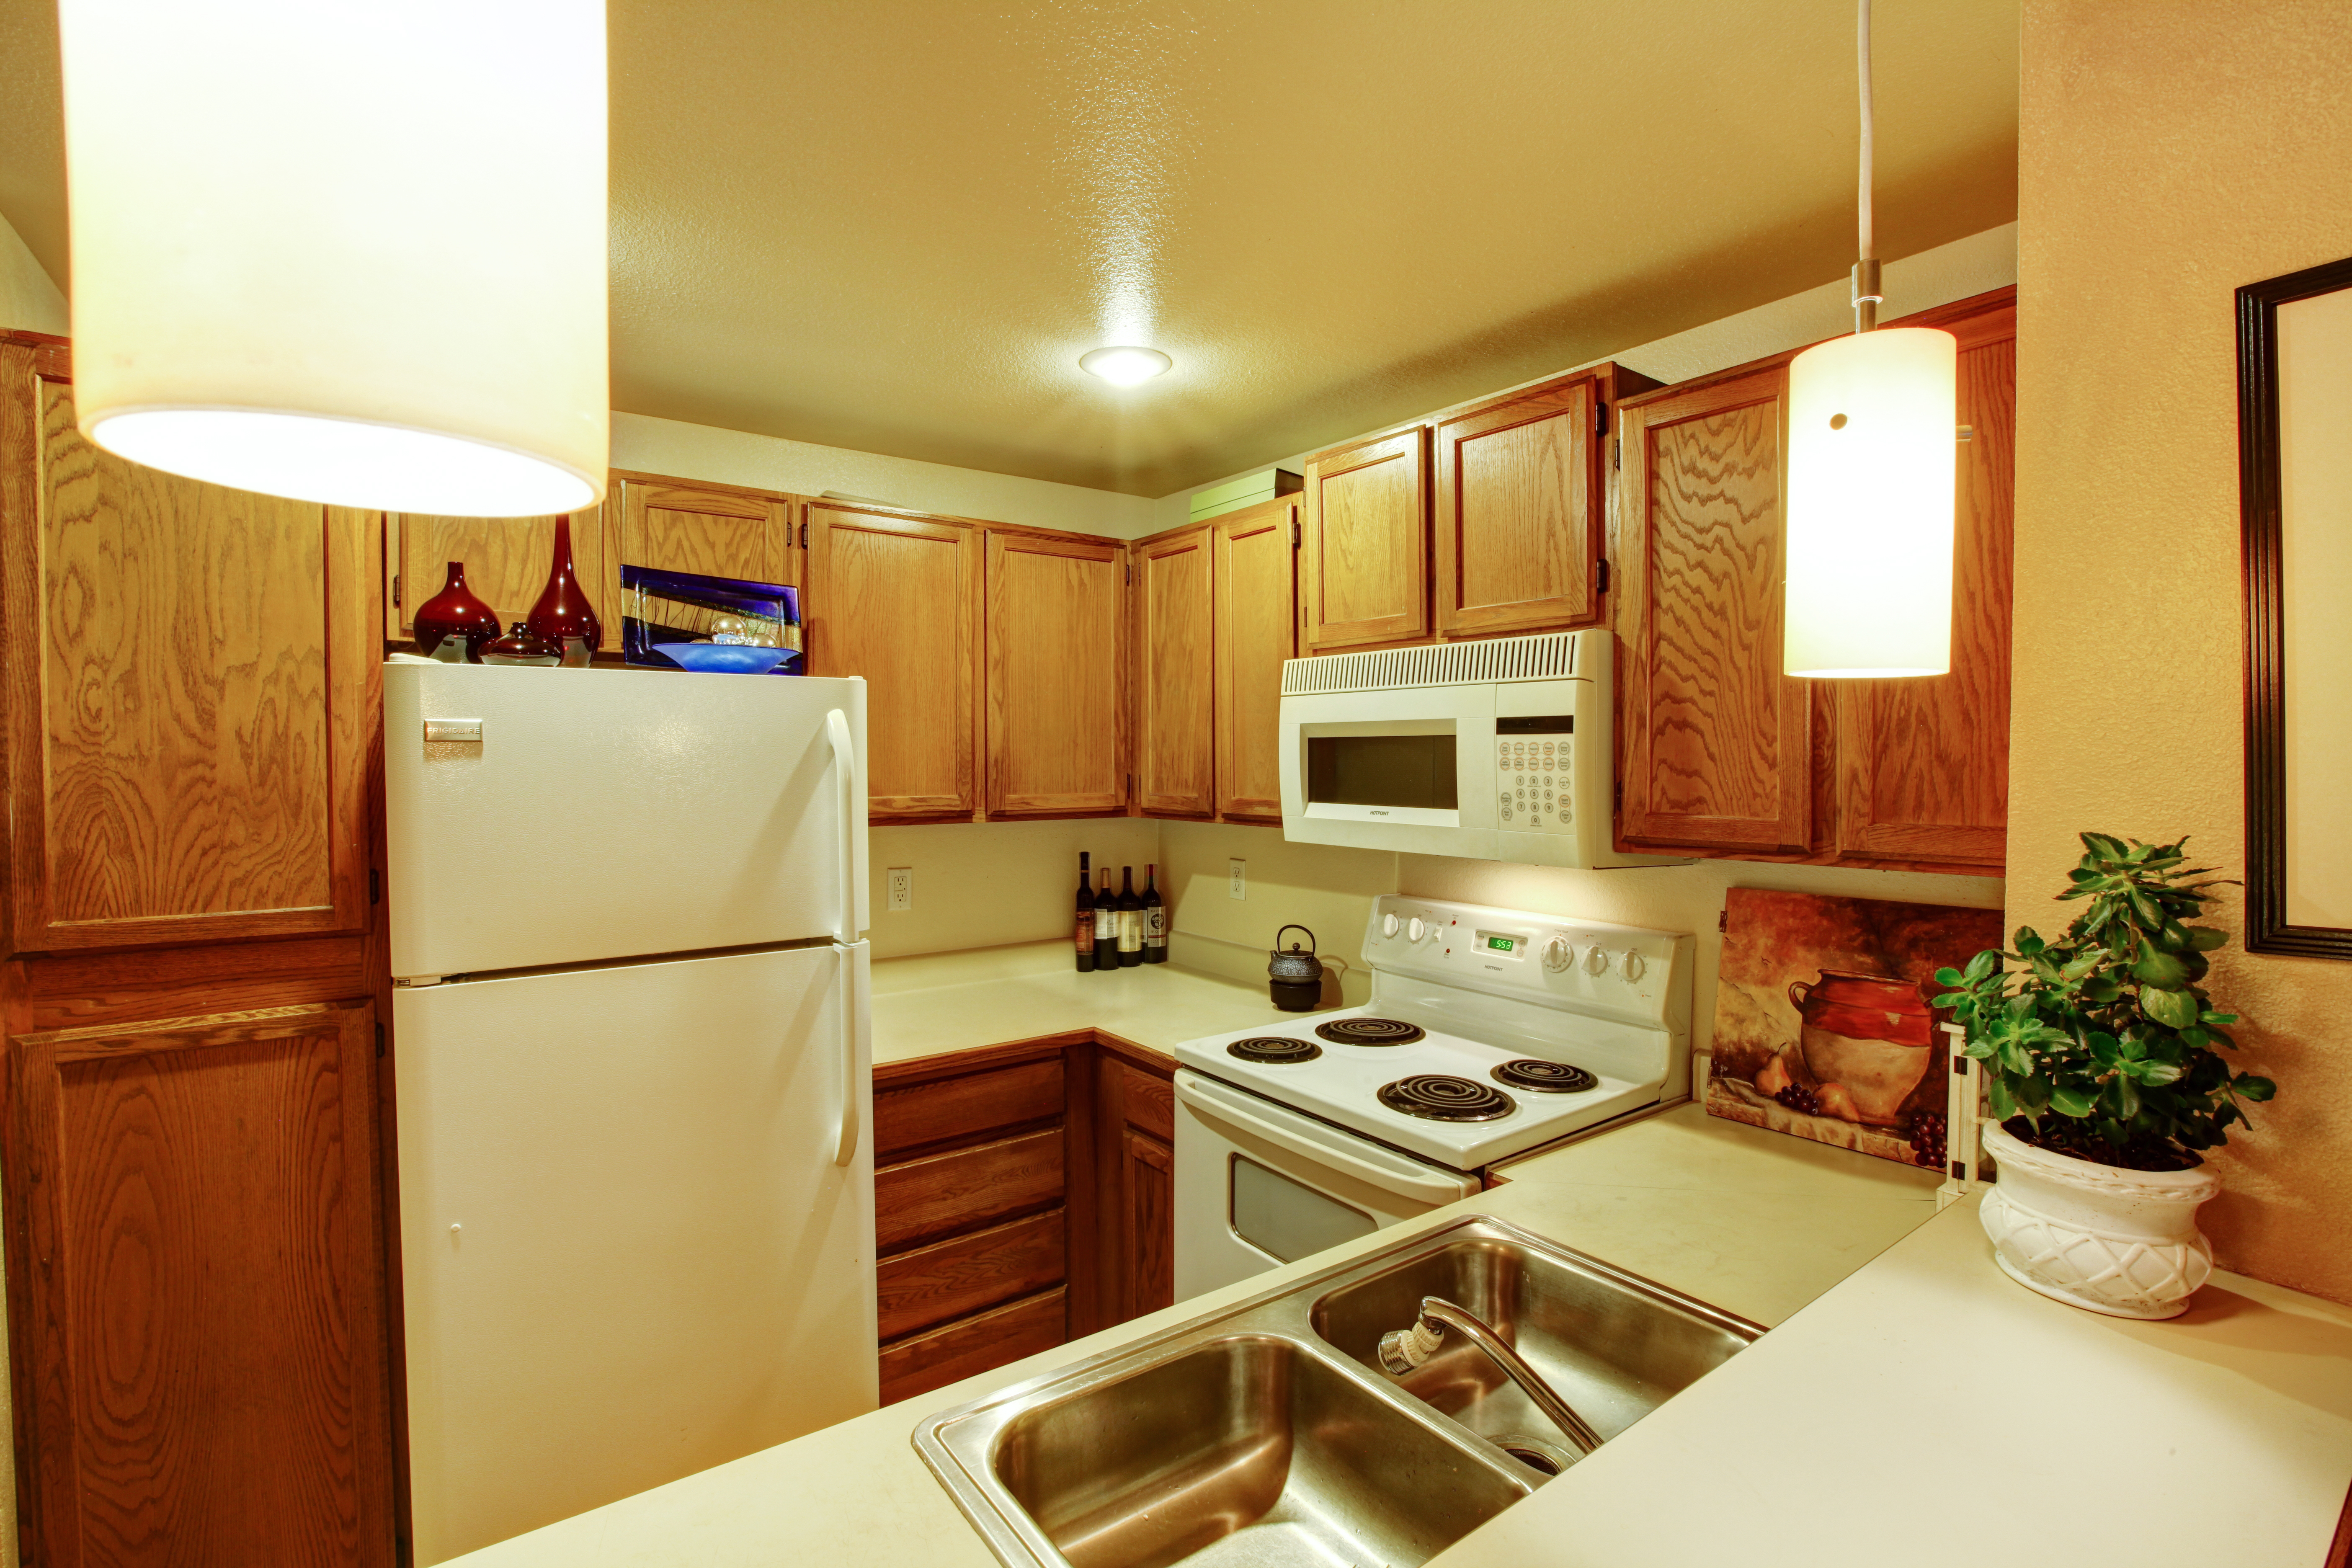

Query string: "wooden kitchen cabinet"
[[1132, 524, 1215, 818], [1432, 364, 1660, 639], [389, 505, 611, 650], [985, 530, 1127, 816], [1094, 1047, 1175, 1325], [806, 501, 983, 820], [1300, 426, 1430, 651], [3, 1002, 397, 1568], [1832, 299, 2017, 871], [1611, 288, 2018, 874], [1614, 364, 1812, 855], [871, 1042, 1080, 1404], [1212, 495, 1299, 822], [607, 473, 800, 615]]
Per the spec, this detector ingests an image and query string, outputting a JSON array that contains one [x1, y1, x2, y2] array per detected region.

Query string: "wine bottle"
[[1074, 852, 1095, 972], [1141, 863, 1167, 963], [1117, 867, 1143, 967], [1093, 868, 1119, 972]]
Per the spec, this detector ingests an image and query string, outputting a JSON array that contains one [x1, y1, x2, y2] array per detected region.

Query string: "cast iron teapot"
[[1268, 925, 1322, 1011]]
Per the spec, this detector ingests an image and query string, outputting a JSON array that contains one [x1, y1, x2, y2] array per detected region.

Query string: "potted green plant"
[[1934, 833, 2275, 1320]]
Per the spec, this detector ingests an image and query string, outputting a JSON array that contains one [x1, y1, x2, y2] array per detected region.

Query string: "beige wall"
[[611, 410, 1159, 538], [0, 209, 64, 335], [2016, 0, 2352, 1305], [866, 818, 1161, 960]]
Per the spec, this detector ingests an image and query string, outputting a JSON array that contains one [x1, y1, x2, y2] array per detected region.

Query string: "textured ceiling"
[[0, 0, 2018, 498]]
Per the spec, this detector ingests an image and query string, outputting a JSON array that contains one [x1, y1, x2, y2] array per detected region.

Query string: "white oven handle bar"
[[1175, 1072, 1476, 1207]]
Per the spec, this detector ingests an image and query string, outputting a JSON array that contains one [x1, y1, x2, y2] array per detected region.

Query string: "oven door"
[[1173, 1070, 1481, 1302], [1277, 685, 1499, 858]]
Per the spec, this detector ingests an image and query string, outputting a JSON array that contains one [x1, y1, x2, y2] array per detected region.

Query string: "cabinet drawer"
[[877, 1208, 1066, 1342], [876, 1127, 1065, 1253], [878, 1287, 1067, 1407], [874, 1057, 1064, 1158]]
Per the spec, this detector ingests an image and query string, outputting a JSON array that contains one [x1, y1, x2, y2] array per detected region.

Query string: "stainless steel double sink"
[[915, 1217, 1761, 1568]]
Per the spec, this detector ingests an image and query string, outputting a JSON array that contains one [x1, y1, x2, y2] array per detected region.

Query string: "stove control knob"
[[1620, 949, 1646, 982], [1382, 913, 1400, 939], [1540, 937, 1572, 973], [1581, 945, 1609, 977], [1407, 917, 1427, 943]]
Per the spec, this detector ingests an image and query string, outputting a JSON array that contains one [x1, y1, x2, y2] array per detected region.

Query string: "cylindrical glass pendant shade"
[[1784, 326, 1958, 678], [56, 0, 608, 515]]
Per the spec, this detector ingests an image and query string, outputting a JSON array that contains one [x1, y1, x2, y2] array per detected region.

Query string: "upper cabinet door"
[[1300, 427, 1429, 651], [806, 504, 980, 820], [1213, 497, 1297, 822], [394, 506, 611, 649], [611, 477, 798, 607], [1, 353, 375, 953], [986, 531, 1125, 817], [1433, 374, 1602, 637], [1616, 366, 1812, 855], [1132, 527, 1214, 818], [1835, 301, 2017, 870]]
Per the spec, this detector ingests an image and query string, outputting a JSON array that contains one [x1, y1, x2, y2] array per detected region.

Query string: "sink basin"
[[916, 1217, 1760, 1568], [993, 1335, 1527, 1568]]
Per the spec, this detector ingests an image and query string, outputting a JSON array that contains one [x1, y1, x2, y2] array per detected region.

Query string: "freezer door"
[[394, 943, 877, 1565], [385, 663, 868, 977]]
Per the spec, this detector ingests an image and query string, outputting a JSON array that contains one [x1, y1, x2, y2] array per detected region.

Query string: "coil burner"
[[1377, 1075, 1516, 1122], [1491, 1059, 1599, 1094], [1227, 1037, 1323, 1065], [1315, 1017, 1427, 1047]]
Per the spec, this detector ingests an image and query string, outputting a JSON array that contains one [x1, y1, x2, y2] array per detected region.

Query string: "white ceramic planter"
[[1978, 1122, 2220, 1320]]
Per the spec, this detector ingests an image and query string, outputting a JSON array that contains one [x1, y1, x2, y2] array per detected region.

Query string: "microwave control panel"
[[1493, 715, 1573, 835]]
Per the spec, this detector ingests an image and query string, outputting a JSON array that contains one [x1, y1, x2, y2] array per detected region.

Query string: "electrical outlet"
[[1228, 859, 1247, 900], [886, 866, 913, 912]]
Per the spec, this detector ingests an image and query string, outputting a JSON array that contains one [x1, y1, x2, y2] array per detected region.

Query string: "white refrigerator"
[[383, 663, 876, 1565]]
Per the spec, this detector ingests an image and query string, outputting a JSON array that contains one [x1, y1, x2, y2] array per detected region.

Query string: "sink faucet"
[[1378, 1295, 1603, 1455]]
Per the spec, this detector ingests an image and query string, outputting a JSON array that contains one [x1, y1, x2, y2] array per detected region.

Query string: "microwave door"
[[1278, 686, 1498, 858]]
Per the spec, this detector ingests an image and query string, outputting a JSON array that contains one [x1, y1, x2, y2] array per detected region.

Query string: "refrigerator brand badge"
[[423, 718, 484, 745]]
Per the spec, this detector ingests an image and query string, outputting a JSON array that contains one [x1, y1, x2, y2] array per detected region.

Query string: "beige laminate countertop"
[[445, 961, 2352, 1568]]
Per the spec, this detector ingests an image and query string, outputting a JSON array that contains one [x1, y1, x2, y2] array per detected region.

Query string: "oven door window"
[[1305, 733, 1460, 810], [1229, 1153, 1378, 1262]]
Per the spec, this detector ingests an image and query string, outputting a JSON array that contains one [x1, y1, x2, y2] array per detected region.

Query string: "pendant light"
[[55, 0, 608, 516], [1783, 0, 1957, 679]]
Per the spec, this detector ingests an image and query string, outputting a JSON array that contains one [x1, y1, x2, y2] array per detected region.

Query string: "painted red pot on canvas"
[[1787, 971, 1935, 1125]]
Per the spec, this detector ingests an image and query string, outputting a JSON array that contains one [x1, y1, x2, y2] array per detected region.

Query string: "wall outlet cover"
[[1228, 859, 1246, 900], [886, 866, 913, 912]]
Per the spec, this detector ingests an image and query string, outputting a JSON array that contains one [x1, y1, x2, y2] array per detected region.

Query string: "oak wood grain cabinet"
[[1132, 524, 1215, 818], [1433, 364, 1661, 639], [2, 327, 399, 1568], [1212, 495, 1299, 822], [1610, 288, 2017, 874], [2, 1002, 397, 1568], [985, 530, 1127, 817], [805, 501, 983, 820], [1094, 1046, 1175, 1325], [389, 505, 611, 650], [1831, 299, 2016, 871], [1300, 426, 1430, 651], [606, 472, 801, 617], [872, 1042, 1080, 1405], [1614, 364, 1812, 855]]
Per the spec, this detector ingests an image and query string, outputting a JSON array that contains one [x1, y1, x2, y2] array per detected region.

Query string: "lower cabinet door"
[[1, 1001, 396, 1568]]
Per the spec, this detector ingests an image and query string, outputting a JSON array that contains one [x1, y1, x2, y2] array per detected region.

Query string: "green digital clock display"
[[1485, 935, 1516, 953]]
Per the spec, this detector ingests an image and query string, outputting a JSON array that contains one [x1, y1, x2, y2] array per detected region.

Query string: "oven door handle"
[[1176, 1073, 1477, 1207]]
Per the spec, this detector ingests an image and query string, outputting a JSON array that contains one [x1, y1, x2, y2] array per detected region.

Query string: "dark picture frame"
[[2238, 253, 2352, 960]]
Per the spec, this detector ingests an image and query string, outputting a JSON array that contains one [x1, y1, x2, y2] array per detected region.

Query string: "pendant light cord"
[[1852, 0, 1882, 331]]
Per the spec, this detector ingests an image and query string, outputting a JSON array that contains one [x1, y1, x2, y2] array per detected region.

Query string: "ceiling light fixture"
[[1079, 346, 1173, 387], [1783, 0, 1957, 680], [54, 0, 609, 516]]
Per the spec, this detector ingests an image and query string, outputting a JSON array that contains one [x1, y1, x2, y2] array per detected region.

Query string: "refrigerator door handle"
[[832, 940, 868, 1167], [825, 708, 857, 946]]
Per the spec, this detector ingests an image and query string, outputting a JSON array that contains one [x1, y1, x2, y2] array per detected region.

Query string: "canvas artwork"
[[1706, 888, 2004, 1168]]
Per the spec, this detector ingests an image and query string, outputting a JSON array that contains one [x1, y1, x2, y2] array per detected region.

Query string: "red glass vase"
[[523, 514, 601, 668], [413, 561, 502, 662]]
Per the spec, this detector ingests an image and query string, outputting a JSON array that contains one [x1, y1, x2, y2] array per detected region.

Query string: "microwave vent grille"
[[1281, 630, 1583, 694]]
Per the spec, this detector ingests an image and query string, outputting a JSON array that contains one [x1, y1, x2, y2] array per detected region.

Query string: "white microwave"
[[1277, 629, 1679, 868]]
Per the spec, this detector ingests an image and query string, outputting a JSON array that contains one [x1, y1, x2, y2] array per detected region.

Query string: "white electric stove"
[[1172, 894, 1693, 1299]]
